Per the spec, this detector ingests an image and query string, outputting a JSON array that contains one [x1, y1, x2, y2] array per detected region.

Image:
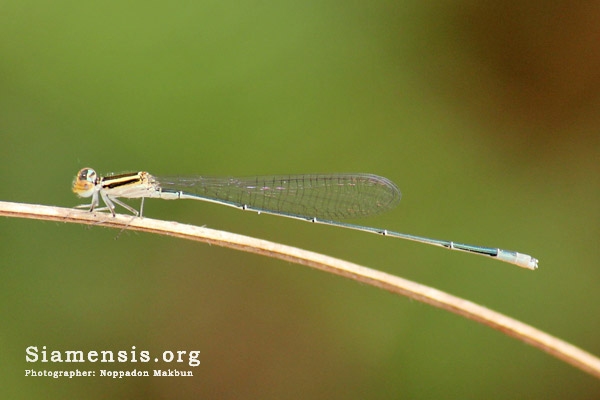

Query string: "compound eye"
[[72, 168, 97, 197], [80, 168, 96, 183]]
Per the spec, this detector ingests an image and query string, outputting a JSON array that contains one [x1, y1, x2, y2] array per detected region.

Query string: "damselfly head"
[[72, 168, 97, 197]]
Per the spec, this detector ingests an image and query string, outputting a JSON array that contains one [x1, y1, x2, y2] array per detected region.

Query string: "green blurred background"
[[1, 1, 599, 398]]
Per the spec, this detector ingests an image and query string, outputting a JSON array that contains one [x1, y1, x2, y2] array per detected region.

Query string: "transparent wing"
[[155, 173, 401, 220]]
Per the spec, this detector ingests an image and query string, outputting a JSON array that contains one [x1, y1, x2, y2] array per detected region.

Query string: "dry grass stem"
[[2, 200, 599, 379]]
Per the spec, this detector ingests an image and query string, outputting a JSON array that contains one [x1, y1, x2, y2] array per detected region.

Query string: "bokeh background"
[[1, 1, 599, 398]]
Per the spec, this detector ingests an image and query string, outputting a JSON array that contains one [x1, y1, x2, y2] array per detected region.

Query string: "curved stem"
[[1, 200, 599, 379]]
